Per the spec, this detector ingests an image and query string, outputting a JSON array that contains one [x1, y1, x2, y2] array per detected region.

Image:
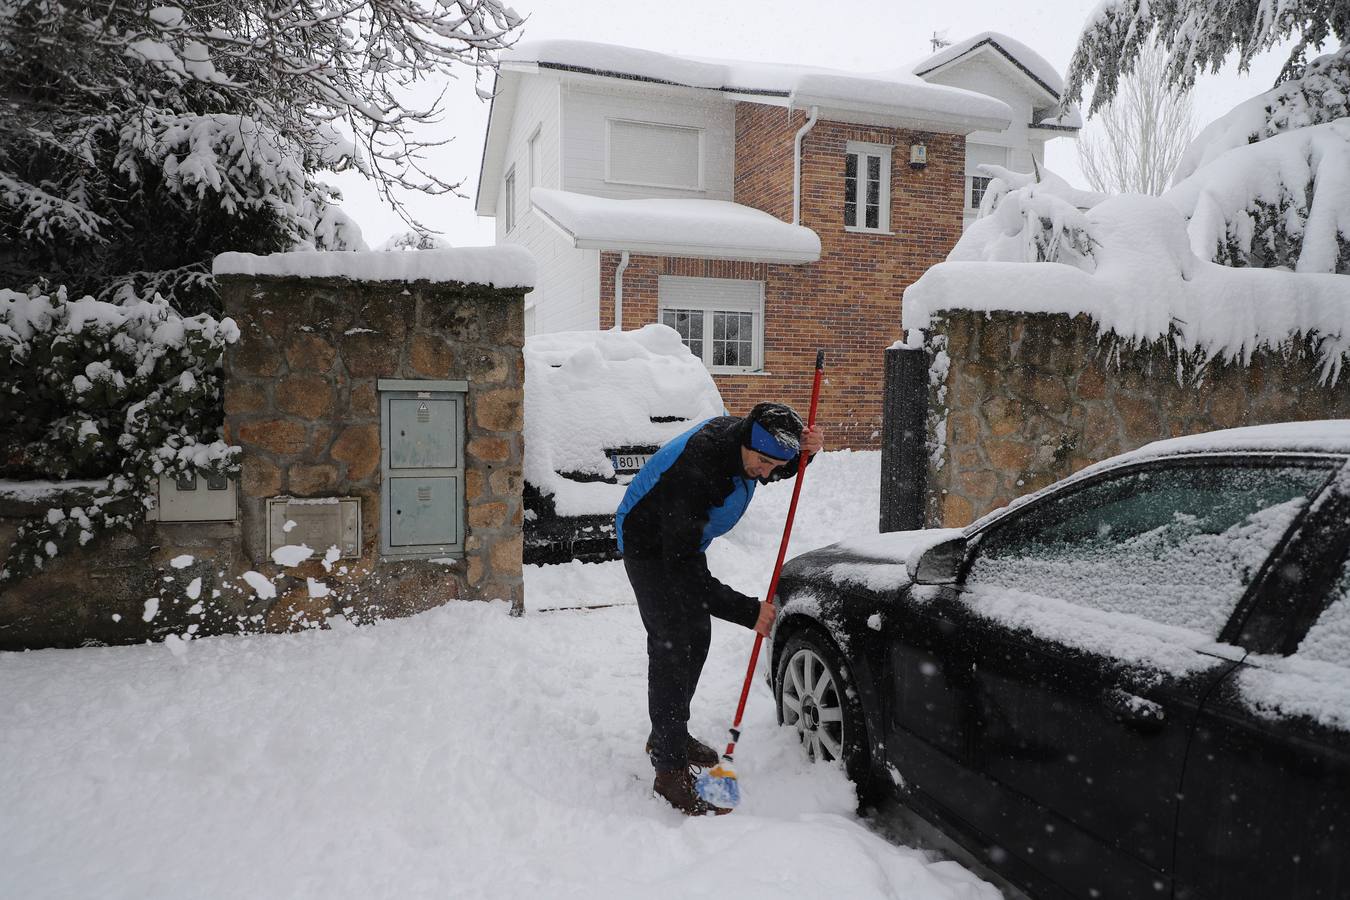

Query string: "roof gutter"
[[793, 105, 819, 226]]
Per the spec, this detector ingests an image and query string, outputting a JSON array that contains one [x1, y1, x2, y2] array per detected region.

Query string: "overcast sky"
[[329, 0, 1310, 249]]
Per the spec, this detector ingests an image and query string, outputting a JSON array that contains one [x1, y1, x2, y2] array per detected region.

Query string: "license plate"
[[611, 453, 652, 474]]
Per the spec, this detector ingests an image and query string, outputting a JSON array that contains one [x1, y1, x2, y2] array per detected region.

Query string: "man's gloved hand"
[[753, 600, 777, 637], [802, 425, 824, 457]]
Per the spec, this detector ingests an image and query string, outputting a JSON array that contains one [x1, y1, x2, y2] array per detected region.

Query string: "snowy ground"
[[0, 451, 1000, 899]]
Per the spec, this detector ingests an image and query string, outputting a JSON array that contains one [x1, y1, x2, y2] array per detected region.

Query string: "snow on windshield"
[[961, 464, 1323, 675]]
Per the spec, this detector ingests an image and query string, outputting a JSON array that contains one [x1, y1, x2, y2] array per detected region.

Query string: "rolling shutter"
[[608, 120, 702, 189], [966, 143, 1009, 176]]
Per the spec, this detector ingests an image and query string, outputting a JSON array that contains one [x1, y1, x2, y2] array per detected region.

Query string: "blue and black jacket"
[[615, 415, 801, 629]]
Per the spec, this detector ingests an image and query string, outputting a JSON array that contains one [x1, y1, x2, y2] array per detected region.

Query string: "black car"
[[771, 421, 1350, 900]]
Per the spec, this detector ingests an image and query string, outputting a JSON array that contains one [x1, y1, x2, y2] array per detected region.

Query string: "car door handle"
[[1102, 688, 1167, 732]]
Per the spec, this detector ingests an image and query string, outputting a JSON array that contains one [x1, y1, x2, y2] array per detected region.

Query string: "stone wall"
[[926, 310, 1350, 527], [0, 274, 527, 650]]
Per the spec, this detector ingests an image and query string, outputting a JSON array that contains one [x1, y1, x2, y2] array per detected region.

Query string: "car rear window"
[[966, 462, 1330, 639], [1235, 559, 1350, 731]]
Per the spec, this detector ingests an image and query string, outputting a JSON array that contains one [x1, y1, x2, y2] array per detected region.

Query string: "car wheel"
[[776, 630, 876, 805]]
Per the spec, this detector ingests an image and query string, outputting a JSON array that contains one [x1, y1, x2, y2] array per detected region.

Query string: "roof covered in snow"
[[500, 40, 1011, 132], [212, 246, 536, 288], [911, 32, 1081, 130], [479, 40, 1012, 212], [913, 32, 1065, 101], [530, 188, 821, 263]]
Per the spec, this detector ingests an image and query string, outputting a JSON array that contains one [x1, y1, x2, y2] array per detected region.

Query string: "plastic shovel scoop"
[[695, 760, 741, 808]]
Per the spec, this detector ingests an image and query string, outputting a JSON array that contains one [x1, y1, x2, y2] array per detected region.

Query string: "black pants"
[[625, 557, 711, 773]]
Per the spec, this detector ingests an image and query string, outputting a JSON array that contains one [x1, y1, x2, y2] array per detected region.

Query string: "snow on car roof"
[[530, 188, 821, 263], [523, 324, 724, 517], [1126, 419, 1350, 460]]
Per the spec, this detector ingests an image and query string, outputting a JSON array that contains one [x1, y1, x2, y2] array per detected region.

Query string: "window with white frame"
[[970, 176, 993, 210], [658, 276, 763, 372], [966, 143, 1008, 213], [528, 127, 541, 189], [607, 119, 703, 190], [503, 166, 516, 232], [844, 141, 891, 232]]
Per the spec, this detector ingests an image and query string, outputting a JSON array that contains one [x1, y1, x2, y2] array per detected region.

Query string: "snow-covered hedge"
[[0, 285, 239, 582], [954, 166, 1101, 270], [926, 51, 1350, 381], [910, 191, 1350, 383], [1164, 46, 1350, 274]]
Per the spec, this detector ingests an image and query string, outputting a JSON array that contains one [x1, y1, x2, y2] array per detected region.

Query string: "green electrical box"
[[378, 379, 467, 559]]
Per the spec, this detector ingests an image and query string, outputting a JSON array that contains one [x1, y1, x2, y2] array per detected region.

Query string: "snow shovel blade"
[[694, 763, 740, 808]]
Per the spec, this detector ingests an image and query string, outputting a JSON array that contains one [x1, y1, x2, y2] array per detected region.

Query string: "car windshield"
[[965, 462, 1332, 639]]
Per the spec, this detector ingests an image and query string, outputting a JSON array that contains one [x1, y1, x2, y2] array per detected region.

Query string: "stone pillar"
[[219, 266, 528, 620]]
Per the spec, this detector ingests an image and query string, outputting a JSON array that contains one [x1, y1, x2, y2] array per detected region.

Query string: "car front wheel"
[[775, 630, 875, 804]]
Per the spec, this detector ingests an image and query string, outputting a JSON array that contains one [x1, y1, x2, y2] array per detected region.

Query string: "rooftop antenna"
[[930, 30, 952, 53]]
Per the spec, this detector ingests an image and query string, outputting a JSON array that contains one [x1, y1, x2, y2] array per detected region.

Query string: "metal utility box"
[[378, 379, 467, 559], [266, 497, 362, 559], [156, 472, 238, 522]]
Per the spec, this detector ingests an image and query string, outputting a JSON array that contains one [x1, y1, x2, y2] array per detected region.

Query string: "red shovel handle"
[[722, 350, 825, 759]]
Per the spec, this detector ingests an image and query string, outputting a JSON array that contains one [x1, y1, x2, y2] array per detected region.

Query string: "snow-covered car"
[[522, 325, 723, 564], [771, 420, 1350, 900]]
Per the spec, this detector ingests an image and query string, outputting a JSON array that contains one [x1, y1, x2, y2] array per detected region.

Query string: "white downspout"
[[793, 106, 819, 225], [613, 250, 630, 331]]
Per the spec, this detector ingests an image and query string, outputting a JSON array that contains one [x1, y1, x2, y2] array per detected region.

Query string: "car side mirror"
[[909, 535, 968, 585]]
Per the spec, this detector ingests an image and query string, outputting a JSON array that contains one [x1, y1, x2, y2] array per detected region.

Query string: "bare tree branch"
[[1077, 41, 1197, 195]]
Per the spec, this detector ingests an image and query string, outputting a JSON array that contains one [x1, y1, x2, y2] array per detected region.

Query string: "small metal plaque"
[[266, 497, 362, 559]]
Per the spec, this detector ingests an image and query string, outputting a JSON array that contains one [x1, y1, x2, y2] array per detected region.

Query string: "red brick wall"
[[599, 103, 965, 449]]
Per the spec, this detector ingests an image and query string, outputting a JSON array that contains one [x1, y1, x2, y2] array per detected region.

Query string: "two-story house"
[[476, 37, 1078, 448]]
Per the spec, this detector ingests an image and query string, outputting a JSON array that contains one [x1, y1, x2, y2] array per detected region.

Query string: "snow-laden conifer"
[[0, 285, 239, 582], [1064, 0, 1350, 115], [1, 0, 521, 312]]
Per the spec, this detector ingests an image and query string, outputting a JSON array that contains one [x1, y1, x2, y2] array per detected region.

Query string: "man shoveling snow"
[[615, 402, 824, 815]]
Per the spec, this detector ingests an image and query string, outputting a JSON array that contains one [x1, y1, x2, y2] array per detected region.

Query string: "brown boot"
[[653, 767, 733, 816], [645, 733, 720, 768]]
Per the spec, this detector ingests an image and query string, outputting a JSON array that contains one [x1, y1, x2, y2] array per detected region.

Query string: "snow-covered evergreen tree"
[[953, 166, 1100, 270], [1064, 2, 1349, 274], [1064, 0, 1349, 115], [0, 285, 240, 582], [0, 0, 521, 313], [0, 0, 520, 581]]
